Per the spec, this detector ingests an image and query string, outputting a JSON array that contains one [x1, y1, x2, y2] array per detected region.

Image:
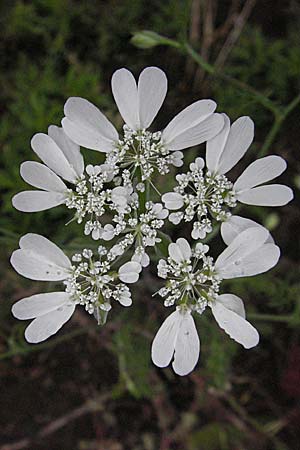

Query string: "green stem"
[[183, 42, 278, 115], [247, 313, 294, 323], [258, 115, 283, 157], [259, 93, 300, 156]]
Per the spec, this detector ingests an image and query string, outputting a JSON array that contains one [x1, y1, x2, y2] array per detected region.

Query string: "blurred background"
[[0, 1, 300, 449]]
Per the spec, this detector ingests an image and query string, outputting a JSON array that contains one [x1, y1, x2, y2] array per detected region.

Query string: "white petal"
[[176, 238, 191, 260], [162, 192, 184, 210], [20, 161, 67, 193], [111, 68, 139, 130], [172, 312, 200, 376], [138, 67, 167, 129], [169, 212, 183, 225], [151, 310, 181, 367], [12, 292, 71, 319], [118, 261, 142, 283], [221, 215, 274, 245], [215, 227, 270, 277], [25, 303, 75, 343], [236, 184, 293, 206], [48, 125, 84, 177], [162, 99, 216, 144], [11, 234, 71, 281], [118, 293, 132, 307], [164, 113, 224, 151], [12, 191, 66, 212], [206, 113, 230, 173], [62, 97, 118, 152], [220, 243, 280, 279], [217, 294, 245, 318], [211, 302, 259, 349], [31, 133, 78, 183], [216, 116, 254, 175], [168, 240, 188, 263], [234, 156, 287, 193]]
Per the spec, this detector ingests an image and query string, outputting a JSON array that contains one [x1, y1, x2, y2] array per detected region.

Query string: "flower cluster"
[[10, 67, 293, 376]]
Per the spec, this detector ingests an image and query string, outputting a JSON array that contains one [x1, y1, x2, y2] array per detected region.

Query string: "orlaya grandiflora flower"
[[152, 227, 280, 376], [11, 126, 130, 218], [61, 67, 224, 180], [162, 115, 293, 240], [206, 114, 293, 207], [10, 234, 141, 343]]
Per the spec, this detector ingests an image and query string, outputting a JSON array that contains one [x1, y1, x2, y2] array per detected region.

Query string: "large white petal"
[[62, 97, 118, 152], [164, 113, 224, 151], [216, 116, 254, 175], [162, 99, 216, 143], [19, 234, 71, 268], [211, 301, 259, 349], [11, 234, 71, 281], [168, 238, 191, 263], [20, 161, 67, 192], [206, 113, 230, 173], [12, 292, 72, 319], [236, 184, 293, 206], [24, 303, 75, 343], [12, 191, 66, 212], [234, 156, 287, 192], [215, 227, 269, 275], [31, 133, 78, 183], [118, 261, 142, 283], [176, 238, 192, 260], [151, 310, 181, 368], [48, 125, 84, 177], [217, 293, 245, 318], [111, 68, 139, 130], [221, 215, 274, 245], [172, 312, 200, 376], [162, 192, 184, 210], [138, 67, 167, 129], [220, 243, 280, 279]]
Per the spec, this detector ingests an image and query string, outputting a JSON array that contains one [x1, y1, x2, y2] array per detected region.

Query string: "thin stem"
[[183, 42, 279, 115], [247, 313, 294, 323], [259, 93, 300, 156]]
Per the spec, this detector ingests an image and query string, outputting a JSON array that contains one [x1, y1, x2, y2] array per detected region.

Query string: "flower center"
[[106, 125, 176, 180], [171, 164, 237, 239], [157, 245, 221, 314], [64, 247, 129, 320]]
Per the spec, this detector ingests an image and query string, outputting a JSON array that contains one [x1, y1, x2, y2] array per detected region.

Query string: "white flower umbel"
[[152, 227, 279, 375], [62, 67, 224, 181], [10, 234, 139, 343], [162, 156, 236, 239], [12, 126, 84, 212], [162, 115, 293, 239]]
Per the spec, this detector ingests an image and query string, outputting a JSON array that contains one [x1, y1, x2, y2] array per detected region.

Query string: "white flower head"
[[62, 67, 224, 181], [162, 115, 293, 239], [152, 228, 279, 375], [11, 234, 135, 343]]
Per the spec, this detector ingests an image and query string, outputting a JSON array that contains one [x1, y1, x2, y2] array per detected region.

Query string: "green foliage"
[[112, 322, 152, 399], [188, 422, 243, 450], [214, 26, 300, 120]]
